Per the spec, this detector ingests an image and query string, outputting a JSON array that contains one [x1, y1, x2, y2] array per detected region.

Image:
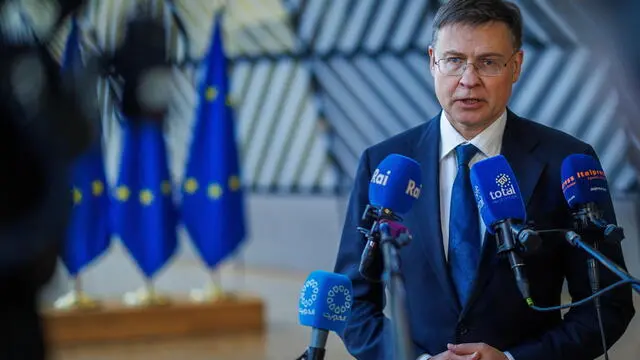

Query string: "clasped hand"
[[430, 343, 509, 360]]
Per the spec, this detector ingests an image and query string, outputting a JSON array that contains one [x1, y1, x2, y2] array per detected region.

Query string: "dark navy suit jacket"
[[334, 110, 635, 360]]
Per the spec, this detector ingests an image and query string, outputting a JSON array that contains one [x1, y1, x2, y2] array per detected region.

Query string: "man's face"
[[429, 22, 523, 136]]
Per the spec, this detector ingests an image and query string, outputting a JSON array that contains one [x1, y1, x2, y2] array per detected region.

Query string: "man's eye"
[[483, 59, 497, 66], [446, 57, 463, 64]]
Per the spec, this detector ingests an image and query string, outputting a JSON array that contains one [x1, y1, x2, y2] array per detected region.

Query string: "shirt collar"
[[439, 110, 508, 160]]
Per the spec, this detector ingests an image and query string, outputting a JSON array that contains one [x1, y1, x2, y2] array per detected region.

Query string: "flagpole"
[[209, 267, 226, 298], [184, 0, 245, 304]]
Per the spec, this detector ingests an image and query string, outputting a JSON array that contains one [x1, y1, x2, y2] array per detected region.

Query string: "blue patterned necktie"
[[448, 143, 481, 307]]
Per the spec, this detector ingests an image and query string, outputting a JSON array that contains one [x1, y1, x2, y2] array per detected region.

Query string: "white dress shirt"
[[439, 110, 506, 260], [417, 110, 515, 360]]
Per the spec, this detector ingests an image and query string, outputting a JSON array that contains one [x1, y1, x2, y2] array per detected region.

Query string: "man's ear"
[[428, 46, 436, 78], [512, 49, 524, 83]]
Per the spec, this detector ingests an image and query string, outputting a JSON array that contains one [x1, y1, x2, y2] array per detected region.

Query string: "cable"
[[530, 279, 636, 312], [589, 242, 609, 360]]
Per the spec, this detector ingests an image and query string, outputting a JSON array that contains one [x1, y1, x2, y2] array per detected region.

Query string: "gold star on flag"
[[206, 86, 218, 102], [225, 95, 234, 107], [140, 189, 154, 206], [92, 180, 104, 196], [208, 183, 223, 199], [116, 186, 130, 202], [229, 175, 241, 192], [72, 187, 82, 205], [184, 178, 199, 194]]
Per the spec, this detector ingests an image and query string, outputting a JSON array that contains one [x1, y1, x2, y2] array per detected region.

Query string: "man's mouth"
[[456, 98, 483, 105]]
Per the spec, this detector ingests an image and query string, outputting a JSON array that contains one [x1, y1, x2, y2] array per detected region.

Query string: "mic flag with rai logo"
[[111, 116, 178, 279], [61, 17, 111, 276], [180, 15, 247, 270]]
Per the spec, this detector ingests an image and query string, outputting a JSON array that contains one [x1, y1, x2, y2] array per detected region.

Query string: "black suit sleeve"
[[333, 150, 394, 360], [507, 146, 635, 360]]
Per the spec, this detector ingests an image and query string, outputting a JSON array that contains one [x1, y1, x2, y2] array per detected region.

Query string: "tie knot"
[[455, 143, 479, 167]]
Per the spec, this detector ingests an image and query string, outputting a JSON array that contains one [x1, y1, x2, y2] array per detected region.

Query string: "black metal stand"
[[295, 347, 325, 360], [379, 222, 414, 360], [565, 231, 640, 294]]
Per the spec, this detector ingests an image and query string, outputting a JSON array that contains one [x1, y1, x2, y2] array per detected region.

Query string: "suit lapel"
[[501, 110, 545, 209], [460, 109, 545, 317], [411, 115, 461, 314]]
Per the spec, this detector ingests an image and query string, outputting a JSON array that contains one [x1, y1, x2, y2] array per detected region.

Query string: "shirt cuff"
[[504, 351, 515, 360], [417, 354, 432, 360]]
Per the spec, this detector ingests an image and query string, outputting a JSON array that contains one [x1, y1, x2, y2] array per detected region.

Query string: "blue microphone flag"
[[298, 270, 353, 335], [368, 154, 421, 215], [470, 155, 526, 233], [561, 154, 609, 208]]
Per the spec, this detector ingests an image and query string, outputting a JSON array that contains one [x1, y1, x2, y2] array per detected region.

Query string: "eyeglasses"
[[434, 52, 517, 77]]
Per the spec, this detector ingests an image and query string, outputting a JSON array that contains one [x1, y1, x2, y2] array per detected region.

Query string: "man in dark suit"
[[333, 1, 635, 359]]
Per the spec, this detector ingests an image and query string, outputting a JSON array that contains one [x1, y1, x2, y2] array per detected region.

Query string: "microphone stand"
[[565, 231, 640, 294], [295, 328, 328, 360], [379, 222, 414, 360], [571, 208, 615, 360]]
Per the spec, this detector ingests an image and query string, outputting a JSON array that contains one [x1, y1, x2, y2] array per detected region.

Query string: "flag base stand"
[[122, 286, 171, 307], [42, 294, 265, 346], [189, 269, 238, 302], [189, 284, 235, 302], [53, 291, 102, 311], [52, 276, 101, 311]]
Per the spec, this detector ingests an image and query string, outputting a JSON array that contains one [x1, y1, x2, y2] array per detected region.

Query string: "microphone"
[[561, 154, 624, 243], [357, 153, 421, 360], [297, 270, 353, 360], [470, 155, 540, 306], [561, 154, 628, 360], [357, 154, 421, 282]]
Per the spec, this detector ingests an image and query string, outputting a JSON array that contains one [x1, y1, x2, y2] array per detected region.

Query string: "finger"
[[447, 343, 483, 354], [445, 350, 481, 360]]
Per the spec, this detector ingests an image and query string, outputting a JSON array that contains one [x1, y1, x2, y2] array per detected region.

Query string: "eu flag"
[[61, 18, 111, 276], [111, 118, 178, 278], [181, 16, 247, 269]]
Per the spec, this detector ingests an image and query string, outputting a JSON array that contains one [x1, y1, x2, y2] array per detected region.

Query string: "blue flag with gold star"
[[181, 16, 247, 269], [62, 17, 111, 276], [111, 118, 178, 278]]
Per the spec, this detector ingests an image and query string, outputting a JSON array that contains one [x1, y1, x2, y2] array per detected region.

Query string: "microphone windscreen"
[[368, 154, 421, 215], [561, 154, 609, 208], [298, 270, 352, 334], [470, 155, 526, 233]]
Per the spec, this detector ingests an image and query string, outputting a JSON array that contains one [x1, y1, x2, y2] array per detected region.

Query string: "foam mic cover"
[[298, 270, 352, 334], [470, 155, 526, 234], [368, 154, 422, 215], [561, 154, 609, 209]]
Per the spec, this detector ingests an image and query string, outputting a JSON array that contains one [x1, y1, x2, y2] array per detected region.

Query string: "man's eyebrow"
[[440, 50, 466, 57], [440, 51, 506, 58]]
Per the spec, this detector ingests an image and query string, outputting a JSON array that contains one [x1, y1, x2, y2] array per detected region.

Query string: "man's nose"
[[459, 64, 481, 88]]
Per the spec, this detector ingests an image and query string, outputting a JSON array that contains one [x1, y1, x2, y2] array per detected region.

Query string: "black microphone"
[[357, 205, 399, 282], [561, 153, 629, 360], [470, 155, 541, 306], [0, 0, 95, 269], [357, 154, 422, 283], [106, 0, 192, 123], [561, 154, 624, 244]]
